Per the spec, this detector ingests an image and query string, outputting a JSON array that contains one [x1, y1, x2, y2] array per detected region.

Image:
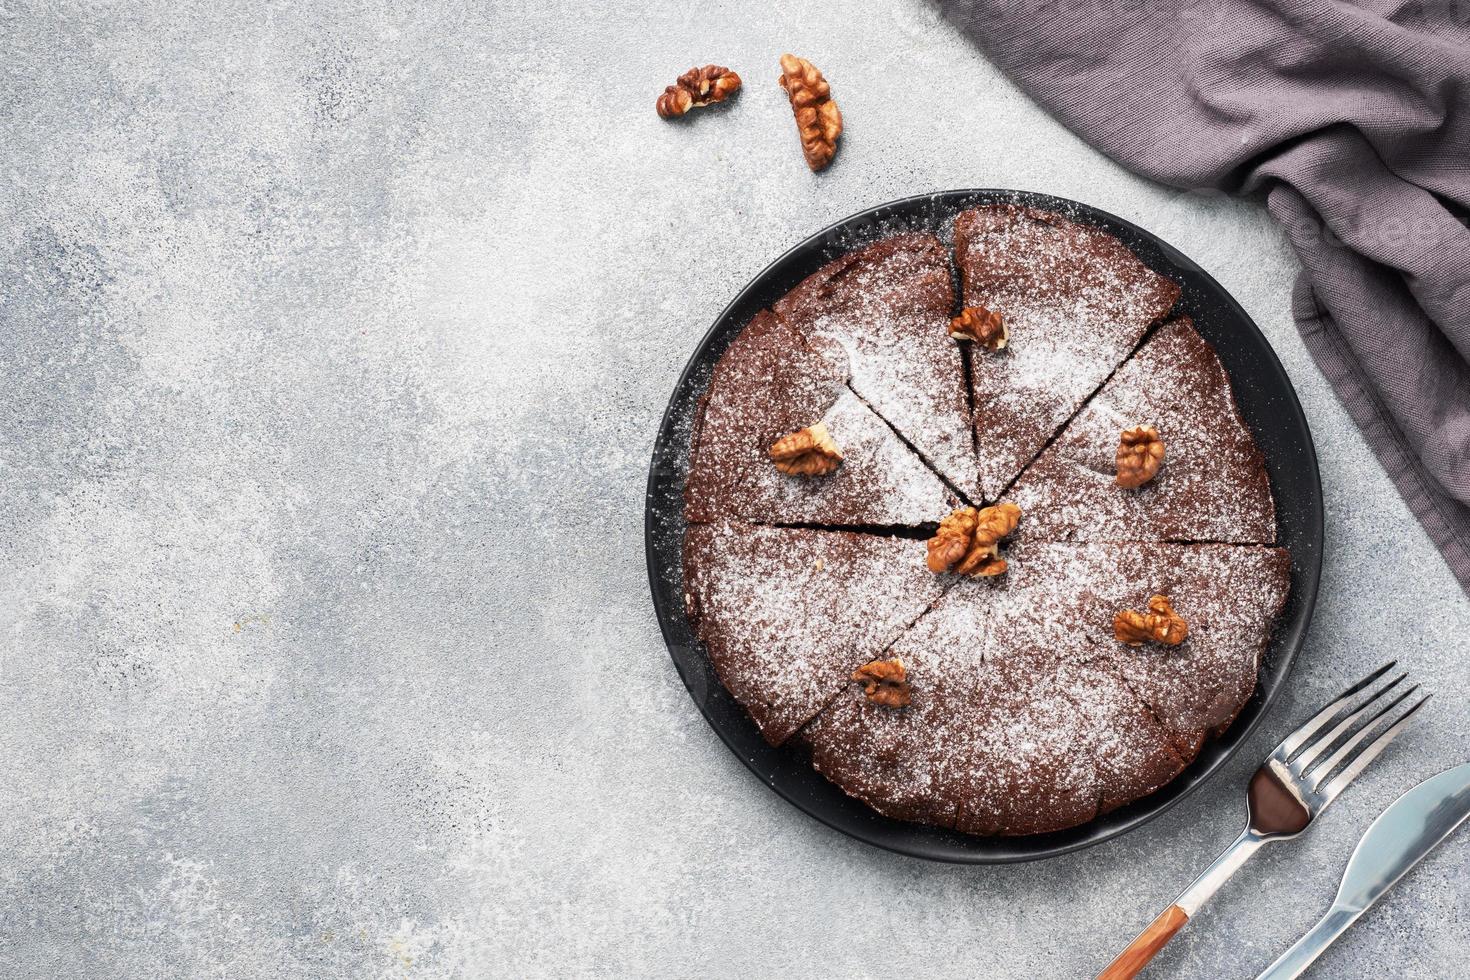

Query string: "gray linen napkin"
[[941, 0, 1470, 592]]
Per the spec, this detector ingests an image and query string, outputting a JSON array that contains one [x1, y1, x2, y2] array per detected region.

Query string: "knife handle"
[[1097, 905, 1189, 979], [1255, 906, 1360, 980]]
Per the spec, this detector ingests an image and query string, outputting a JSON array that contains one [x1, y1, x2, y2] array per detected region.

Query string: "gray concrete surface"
[[3, 2, 1468, 977]]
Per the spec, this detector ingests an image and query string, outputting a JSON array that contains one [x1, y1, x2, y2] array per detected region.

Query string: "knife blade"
[[1256, 762, 1470, 979]]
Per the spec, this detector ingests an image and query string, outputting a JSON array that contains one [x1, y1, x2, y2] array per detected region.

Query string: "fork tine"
[[1281, 669, 1405, 769], [1315, 695, 1431, 807], [1275, 662, 1397, 759], [1291, 672, 1408, 772], [1307, 684, 1419, 788]]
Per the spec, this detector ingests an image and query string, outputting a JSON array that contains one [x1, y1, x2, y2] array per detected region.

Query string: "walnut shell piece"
[[1114, 594, 1189, 647], [925, 503, 1022, 576], [852, 657, 911, 708], [769, 421, 843, 476], [950, 306, 1009, 351], [656, 64, 742, 118], [778, 53, 842, 171], [1116, 424, 1165, 488]]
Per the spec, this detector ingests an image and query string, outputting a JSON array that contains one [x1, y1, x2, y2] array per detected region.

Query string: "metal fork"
[[1097, 663, 1429, 980]]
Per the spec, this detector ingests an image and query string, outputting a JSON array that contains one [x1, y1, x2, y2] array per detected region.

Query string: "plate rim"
[[644, 188, 1324, 864]]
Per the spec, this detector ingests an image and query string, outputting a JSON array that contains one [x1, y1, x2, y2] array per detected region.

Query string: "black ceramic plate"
[[645, 190, 1323, 863]]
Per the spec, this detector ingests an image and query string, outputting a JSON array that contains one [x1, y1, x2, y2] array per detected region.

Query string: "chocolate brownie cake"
[[680, 208, 1291, 837]]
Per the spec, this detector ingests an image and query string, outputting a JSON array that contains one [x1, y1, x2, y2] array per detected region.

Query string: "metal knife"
[[1256, 762, 1470, 979]]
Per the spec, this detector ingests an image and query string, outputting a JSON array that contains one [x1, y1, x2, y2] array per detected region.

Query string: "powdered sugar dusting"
[[773, 234, 981, 498], [957, 205, 1180, 499], [684, 311, 954, 525], [683, 522, 944, 745], [800, 541, 1288, 833], [745, 389, 957, 525], [809, 312, 978, 498], [1010, 317, 1276, 542], [1052, 660, 1187, 812]]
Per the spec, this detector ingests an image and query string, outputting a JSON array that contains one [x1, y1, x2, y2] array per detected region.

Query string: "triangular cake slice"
[[799, 592, 996, 831], [772, 233, 980, 499], [998, 541, 1290, 753], [1100, 543, 1291, 744], [801, 566, 1190, 836], [685, 310, 957, 526], [954, 205, 1180, 499], [801, 591, 1100, 834], [683, 522, 945, 745], [1008, 316, 1275, 542]]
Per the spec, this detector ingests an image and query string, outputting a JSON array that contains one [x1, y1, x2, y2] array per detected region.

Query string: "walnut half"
[[1114, 595, 1189, 647], [926, 503, 1022, 576], [656, 65, 742, 118], [852, 657, 911, 708], [769, 421, 843, 476], [950, 306, 1008, 351], [778, 54, 842, 171], [1116, 425, 1165, 488]]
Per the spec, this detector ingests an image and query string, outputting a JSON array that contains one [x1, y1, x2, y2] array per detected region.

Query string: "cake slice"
[[954, 205, 1180, 499], [1101, 544, 1291, 744], [802, 620, 1103, 835], [996, 541, 1291, 753], [801, 561, 1189, 836], [799, 572, 994, 830], [773, 233, 981, 499], [1009, 316, 1275, 543], [685, 310, 957, 526], [683, 522, 945, 745]]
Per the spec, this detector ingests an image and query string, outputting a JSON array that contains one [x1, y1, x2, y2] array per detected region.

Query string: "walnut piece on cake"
[[769, 421, 843, 476], [656, 64, 741, 118], [1114, 594, 1189, 647], [1116, 424, 1165, 488], [777, 54, 841, 171], [949, 306, 1008, 351], [852, 657, 911, 708], [926, 503, 1022, 577]]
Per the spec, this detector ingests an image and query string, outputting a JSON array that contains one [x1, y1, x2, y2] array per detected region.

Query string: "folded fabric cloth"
[[941, 0, 1470, 593]]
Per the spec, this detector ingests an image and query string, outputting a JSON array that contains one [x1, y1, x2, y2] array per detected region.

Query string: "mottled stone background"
[[2, 1, 1467, 977]]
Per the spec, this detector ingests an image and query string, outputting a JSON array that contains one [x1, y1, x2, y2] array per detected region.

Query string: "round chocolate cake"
[[682, 205, 1290, 837]]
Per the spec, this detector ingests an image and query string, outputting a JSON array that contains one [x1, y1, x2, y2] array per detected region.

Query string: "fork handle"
[[1097, 829, 1267, 979], [1097, 906, 1189, 979]]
